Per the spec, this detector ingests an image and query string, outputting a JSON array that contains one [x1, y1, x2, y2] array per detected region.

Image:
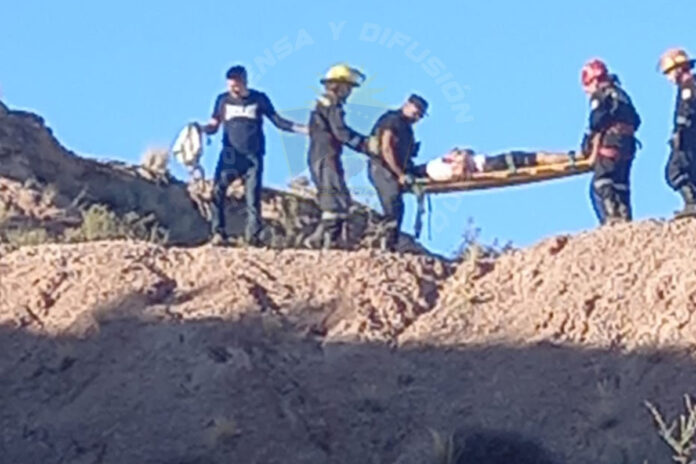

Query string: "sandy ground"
[[1, 219, 696, 463]]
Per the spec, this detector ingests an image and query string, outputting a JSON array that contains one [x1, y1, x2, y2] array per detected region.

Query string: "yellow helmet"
[[658, 48, 695, 74], [320, 64, 365, 86]]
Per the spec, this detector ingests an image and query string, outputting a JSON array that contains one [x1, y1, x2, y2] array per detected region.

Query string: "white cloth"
[[172, 123, 203, 169]]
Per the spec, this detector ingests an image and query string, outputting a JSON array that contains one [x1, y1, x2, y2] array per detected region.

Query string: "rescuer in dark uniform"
[[304, 64, 378, 249], [368, 94, 428, 251], [659, 48, 696, 218], [580, 58, 641, 225]]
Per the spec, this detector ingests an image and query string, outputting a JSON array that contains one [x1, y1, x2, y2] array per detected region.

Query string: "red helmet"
[[581, 59, 609, 89]]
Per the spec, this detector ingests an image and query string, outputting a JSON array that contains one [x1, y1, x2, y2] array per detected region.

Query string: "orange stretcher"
[[414, 150, 593, 194]]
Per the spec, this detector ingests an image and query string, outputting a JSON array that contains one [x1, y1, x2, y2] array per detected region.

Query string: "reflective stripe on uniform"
[[614, 183, 630, 192], [321, 211, 348, 220], [593, 178, 614, 189], [673, 173, 690, 187]]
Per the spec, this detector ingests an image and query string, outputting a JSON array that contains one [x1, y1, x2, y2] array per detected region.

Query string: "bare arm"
[[262, 93, 308, 134], [380, 129, 406, 182], [268, 113, 308, 134]]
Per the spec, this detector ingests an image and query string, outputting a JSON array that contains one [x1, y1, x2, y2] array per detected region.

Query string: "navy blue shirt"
[[212, 89, 276, 155], [370, 109, 415, 168]]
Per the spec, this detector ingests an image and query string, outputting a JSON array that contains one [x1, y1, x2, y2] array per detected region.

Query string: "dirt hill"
[[3, 219, 696, 464], [3, 102, 696, 464]]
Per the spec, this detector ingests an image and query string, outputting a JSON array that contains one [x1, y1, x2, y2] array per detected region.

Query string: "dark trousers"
[[211, 147, 263, 241], [368, 161, 404, 249], [590, 153, 633, 224], [309, 155, 351, 241], [665, 148, 696, 191]]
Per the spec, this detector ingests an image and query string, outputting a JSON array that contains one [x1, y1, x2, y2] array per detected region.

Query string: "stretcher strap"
[[413, 186, 432, 240]]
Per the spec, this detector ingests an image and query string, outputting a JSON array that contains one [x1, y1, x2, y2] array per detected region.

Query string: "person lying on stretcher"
[[417, 148, 587, 182]]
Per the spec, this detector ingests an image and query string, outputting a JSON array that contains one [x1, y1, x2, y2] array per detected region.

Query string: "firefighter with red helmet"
[[580, 58, 641, 225], [658, 48, 696, 218]]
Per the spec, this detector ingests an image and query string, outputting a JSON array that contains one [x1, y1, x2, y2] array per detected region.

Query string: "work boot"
[[601, 197, 623, 225], [244, 236, 262, 248], [675, 185, 696, 219], [303, 223, 329, 250], [616, 201, 631, 222], [244, 230, 265, 248], [326, 220, 345, 249], [209, 232, 228, 246], [681, 184, 696, 204], [379, 221, 399, 252]]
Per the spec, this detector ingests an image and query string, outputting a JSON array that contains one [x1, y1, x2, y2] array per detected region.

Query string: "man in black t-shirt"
[[200, 65, 308, 245], [368, 94, 427, 251]]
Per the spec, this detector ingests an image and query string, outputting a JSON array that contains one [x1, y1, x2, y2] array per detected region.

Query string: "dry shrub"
[[646, 395, 696, 464], [456, 218, 514, 262], [64, 204, 168, 243], [2, 227, 50, 247], [0, 204, 168, 247], [140, 147, 170, 175]]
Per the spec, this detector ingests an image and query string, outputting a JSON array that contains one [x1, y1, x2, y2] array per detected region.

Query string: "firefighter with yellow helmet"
[[304, 64, 379, 249], [659, 48, 696, 218]]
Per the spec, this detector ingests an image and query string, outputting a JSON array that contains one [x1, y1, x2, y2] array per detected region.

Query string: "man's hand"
[[198, 118, 220, 135], [398, 173, 415, 188], [292, 123, 309, 135]]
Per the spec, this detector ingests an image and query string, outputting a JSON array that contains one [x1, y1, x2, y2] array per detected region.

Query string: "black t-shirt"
[[212, 89, 276, 155], [370, 110, 415, 168]]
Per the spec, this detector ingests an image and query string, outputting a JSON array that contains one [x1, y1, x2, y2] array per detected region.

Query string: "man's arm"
[[262, 93, 308, 134], [671, 88, 694, 152], [268, 113, 308, 134], [200, 117, 220, 135], [327, 105, 366, 152], [200, 94, 223, 134], [380, 129, 407, 183], [676, 87, 695, 130]]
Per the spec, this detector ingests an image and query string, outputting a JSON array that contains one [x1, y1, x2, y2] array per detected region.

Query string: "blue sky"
[[1, 1, 694, 256]]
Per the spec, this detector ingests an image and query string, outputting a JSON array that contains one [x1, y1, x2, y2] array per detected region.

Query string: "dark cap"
[[408, 94, 429, 116], [226, 65, 247, 80]]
